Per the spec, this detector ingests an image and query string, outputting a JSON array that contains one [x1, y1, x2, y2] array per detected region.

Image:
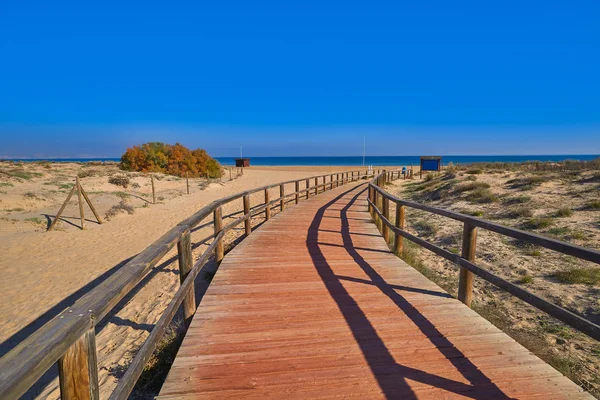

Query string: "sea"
[[2, 155, 599, 166]]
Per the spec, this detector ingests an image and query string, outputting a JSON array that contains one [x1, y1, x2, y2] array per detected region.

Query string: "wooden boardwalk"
[[158, 183, 591, 399]]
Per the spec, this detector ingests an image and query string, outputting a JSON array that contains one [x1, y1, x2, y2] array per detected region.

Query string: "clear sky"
[[1, 1, 599, 158]]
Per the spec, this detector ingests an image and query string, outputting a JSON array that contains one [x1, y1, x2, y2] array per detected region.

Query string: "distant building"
[[420, 156, 442, 178], [235, 158, 250, 167]]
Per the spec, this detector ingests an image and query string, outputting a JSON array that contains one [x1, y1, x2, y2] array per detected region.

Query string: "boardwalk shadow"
[[306, 184, 511, 399]]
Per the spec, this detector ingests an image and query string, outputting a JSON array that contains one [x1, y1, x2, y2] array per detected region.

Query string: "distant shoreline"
[[2, 155, 598, 166]]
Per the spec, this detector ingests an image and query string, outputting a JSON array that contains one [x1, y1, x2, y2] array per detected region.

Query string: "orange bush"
[[120, 142, 222, 178]]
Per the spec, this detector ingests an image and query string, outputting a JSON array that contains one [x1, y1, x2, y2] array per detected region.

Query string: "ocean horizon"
[[2, 154, 599, 166]]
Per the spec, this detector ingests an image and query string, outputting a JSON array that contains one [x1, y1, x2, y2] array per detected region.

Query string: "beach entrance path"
[[158, 183, 591, 399]]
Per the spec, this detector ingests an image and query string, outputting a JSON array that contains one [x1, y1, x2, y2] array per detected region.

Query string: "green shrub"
[[0, 182, 14, 187], [586, 200, 600, 210], [548, 226, 570, 236], [461, 209, 484, 217], [502, 195, 531, 205], [555, 207, 573, 217], [466, 188, 498, 203], [465, 175, 477, 181], [424, 173, 435, 182], [553, 268, 600, 285], [518, 275, 534, 284], [523, 216, 554, 230], [105, 200, 135, 220], [505, 206, 533, 218], [109, 175, 130, 188], [466, 168, 482, 175], [454, 181, 490, 193], [413, 219, 438, 237], [506, 175, 549, 190]]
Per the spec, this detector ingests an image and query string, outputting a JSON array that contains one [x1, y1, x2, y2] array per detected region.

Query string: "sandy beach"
[[0, 162, 398, 398]]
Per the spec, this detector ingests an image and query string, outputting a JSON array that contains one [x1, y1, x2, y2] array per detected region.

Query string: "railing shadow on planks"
[[0, 169, 379, 400], [367, 170, 600, 343]]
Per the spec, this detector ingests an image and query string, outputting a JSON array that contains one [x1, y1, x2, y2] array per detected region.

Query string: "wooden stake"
[[394, 203, 405, 256], [151, 174, 156, 204], [306, 179, 310, 199], [264, 189, 270, 220], [48, 185, 77, 231], [186, 172, 190, 195], [243, 195, 251, 236], [295, 181, 299, 204], [214, 207, 224, 263], [79, 184, 102, 225], [229, 168, 232, 181], [76, 177, 85, 230], [58, 328, 99, 400], [458, 223, 477, 307], [279, 184, 285, 211], [177, 231, 195, 328]]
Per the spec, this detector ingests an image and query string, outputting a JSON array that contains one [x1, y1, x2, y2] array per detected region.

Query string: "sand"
[[0, 162, 386, 399]]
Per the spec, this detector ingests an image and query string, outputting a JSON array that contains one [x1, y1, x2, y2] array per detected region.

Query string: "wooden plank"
[[159, 183, 591, 399]]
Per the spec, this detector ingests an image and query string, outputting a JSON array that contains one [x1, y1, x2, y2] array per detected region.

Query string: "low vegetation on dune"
[[391, 159, 600, 396], [120, 142, 222, 178]]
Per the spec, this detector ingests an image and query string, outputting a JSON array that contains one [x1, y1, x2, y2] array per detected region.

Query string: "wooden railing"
[[0, 169, 378, 400], [367, 170, 600, 341]]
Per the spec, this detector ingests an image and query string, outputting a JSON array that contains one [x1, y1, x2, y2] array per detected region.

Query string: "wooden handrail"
[[368, 171, 600, 341], [0, 169, 374, 400]]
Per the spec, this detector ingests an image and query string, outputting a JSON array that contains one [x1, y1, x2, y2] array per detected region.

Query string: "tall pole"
[[363, 136, 366, 166]]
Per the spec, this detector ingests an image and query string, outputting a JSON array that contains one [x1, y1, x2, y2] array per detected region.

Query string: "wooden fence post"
[[382, 196, 390, 244], [214, 207, 224, 263], [458, 222, 477, 307], [243, 195, 251, 236], [151, 175, 156, 204], [394, 203, 405, 256], [58, 328, 99, 400], [295, 181, 300, 204], [314, 177, 318, 195], [177, 231, 195, 327], [264, 189, 271, 220], [305, 179, 310, 199], [76, 176, 85, 230], [186, 172, 190, 195], [280, 184, 285, 211]]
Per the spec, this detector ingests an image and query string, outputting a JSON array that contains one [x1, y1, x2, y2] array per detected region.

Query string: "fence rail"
[[0, 169, 379, 400], [367, 170, 600, 341]]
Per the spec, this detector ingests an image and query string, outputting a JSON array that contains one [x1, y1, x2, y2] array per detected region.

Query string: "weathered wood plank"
[[159, 183, 591, 399]]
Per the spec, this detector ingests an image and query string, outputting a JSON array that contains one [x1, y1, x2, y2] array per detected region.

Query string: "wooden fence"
[[0, 169, 377, 400], [368, 170, 600, 341]]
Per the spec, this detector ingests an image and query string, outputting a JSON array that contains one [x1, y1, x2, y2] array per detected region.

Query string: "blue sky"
[[1, 0, 599, 157]]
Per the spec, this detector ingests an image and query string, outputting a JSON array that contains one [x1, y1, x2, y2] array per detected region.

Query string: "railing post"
[[58, 328, 99, 400], [306, 179, 310, 199], [214, 207, 224, 263], [295, 181, 300, 204], [178, 231, 196, 327], [458, 222, 477, 307], [280, 184, 285, 211], [382, 196, 390, 244], [264, 189, 271, 220], [394, 203, 405, 256], [314, 177, 318, 195], [243, 195, 251, 236]]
